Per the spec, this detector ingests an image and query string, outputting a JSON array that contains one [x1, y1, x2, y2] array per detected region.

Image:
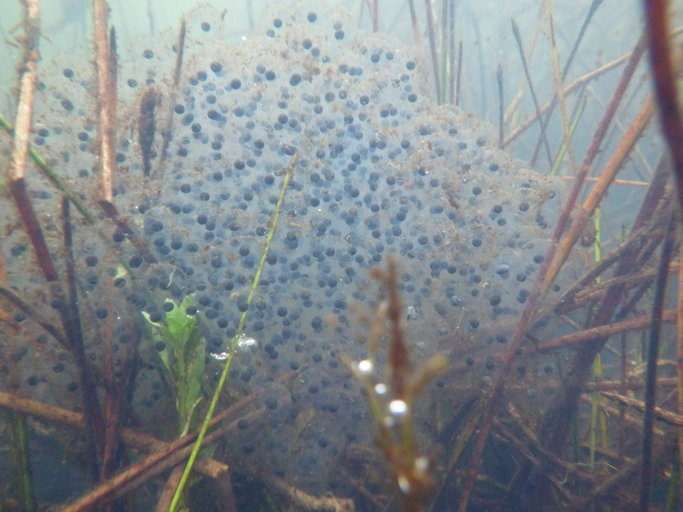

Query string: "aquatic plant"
[[143, 296, 207, 438], [347, 256, 447, 512]]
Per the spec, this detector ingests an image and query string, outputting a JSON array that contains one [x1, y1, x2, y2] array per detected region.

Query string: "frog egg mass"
[[1, 1, 581, 504]]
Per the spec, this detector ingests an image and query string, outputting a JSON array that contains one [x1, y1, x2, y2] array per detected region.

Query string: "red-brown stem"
[[0, 245, 6, 282], [458, 33, 651, 512], [644, 0, 683, 204], [92, 0, 117, 206], [8, 0, 58, 282], [9, 0, 39, 183], [9, 180, 58, 281], [101, 274, 120, 480], [62, 198, 105, 478], [551, 33, 647, 247], [503, 51, 631, 148], [526, 309, 677, 355], [158, 19, 186, 171]]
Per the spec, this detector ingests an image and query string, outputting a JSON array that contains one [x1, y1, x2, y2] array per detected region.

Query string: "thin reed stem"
[[424, 0, 441, 101], [678, 220, 683, 494], [503, 51, 631, 148], [8, 411, 36, 512], [408, 0, 421, 47], [168, 155, 296, 512], [511, 18, 553, 167], [455, 41, 462, 107], [639, 209, 677, 512], [544, 0, 577, 175], [497, 63, 504, 147], [62, 198, 104, 478], [531, 0, 604, 160]]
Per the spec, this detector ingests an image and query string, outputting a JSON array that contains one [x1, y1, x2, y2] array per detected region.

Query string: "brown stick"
[[8, 180, 58, 281], [584, 377, 677, 392], [92, 0, 117, 207], [0, 284, 68, 347], [260, 473, 354, 512], [530, 0, 604, 161], [8, 0, 39, 183], [100, 274, 121, 480], [154, 465, 184, 512], [0, 391, 225, 479], [542, 31, 647, 296], [526, 309, 677, 355], [511, 18, 553, 167], [503, 51, 631, 148], [601, 391, 683, 427], [457, 44, 653, 511], [566, 434, 677, 512], [8, 0, 59, 283], [158, 18, 186, 175], [539, 97, 653, 302], [60, 409, 263, 512], [62, 198, 104, 478]]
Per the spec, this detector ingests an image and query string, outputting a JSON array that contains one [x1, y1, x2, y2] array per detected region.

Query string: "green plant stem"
[[1, 112, 96, 224], [168, 155, 296, 512], [8, 411, 36, 512]]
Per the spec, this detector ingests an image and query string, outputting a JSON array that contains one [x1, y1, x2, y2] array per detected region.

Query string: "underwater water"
[[1, 1, 680, 511]]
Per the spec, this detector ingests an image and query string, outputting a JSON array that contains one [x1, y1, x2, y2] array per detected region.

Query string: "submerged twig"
[[261, 473, 354, 512], [456, 31, 652, 512], [60, 409, 263, 512], [503, 50, 632, 148], [526, 309, 677, 355], [158, 18, 186, 175], [0, 390, 231, 479], [0, 284, 68, 346], [531, 0, 604, 161], [510, 18, 552, 168], [544, 0, 577, 175], [8, 0, 58, 283], [92, 0, 117, 207], [62, 198, 104, 478], [601, 391, 683, 428]]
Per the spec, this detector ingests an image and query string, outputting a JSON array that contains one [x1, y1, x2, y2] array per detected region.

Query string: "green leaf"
[[141, 295, 207, 437]]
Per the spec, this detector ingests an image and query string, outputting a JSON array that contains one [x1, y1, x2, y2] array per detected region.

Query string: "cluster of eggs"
[[0, 2, 575, 496]]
